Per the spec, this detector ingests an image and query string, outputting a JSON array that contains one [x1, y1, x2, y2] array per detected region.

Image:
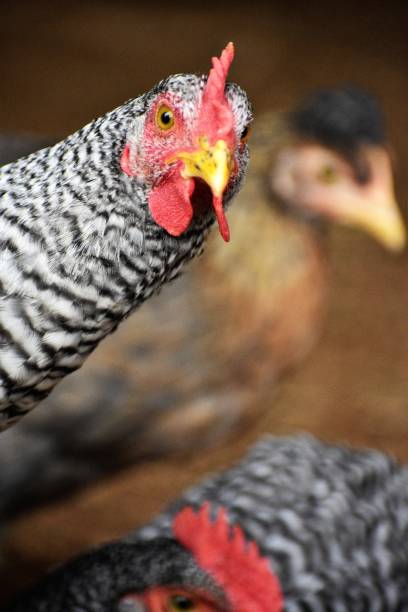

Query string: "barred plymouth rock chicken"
[[3, 435, 408, 611], [0, 87, 405, 519], [0, 43, 252, 430]]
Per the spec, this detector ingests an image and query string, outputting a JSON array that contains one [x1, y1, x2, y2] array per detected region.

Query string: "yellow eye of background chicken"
[[156, 105, 175, 130], [318, 164, 337, 184]]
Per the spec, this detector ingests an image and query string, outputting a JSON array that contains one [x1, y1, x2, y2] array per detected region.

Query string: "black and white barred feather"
[[0, 75, 251, 429]]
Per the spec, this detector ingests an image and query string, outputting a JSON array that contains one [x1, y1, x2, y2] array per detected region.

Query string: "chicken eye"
[[318, 165, 337, 184], [169, 594, 196, 610], [156, 105, 175, 131], [240, 124, 251, 143]]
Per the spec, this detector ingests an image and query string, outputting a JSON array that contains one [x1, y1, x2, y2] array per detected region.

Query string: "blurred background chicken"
[[1, 0, 408, 604], [0, 85, 404, 520]]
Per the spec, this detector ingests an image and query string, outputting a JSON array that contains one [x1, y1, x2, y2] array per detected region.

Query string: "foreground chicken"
[[0, 43, 252, 430], [0, 86, 404, 519], [4, 435, 408, 611]]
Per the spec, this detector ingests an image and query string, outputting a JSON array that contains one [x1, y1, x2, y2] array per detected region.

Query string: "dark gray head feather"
[[290, 86, 387, 182]]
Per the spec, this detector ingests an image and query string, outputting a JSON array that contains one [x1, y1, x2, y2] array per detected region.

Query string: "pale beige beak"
[[352, 192, 406, 252], [341, 147, 406, 252]]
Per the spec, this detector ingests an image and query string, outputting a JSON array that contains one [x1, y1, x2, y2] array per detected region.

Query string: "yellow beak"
[[352, 193, 406, 252], [167, 137, 234, 241], [332, 148, 406, 252], [171, 137, 233, 196]]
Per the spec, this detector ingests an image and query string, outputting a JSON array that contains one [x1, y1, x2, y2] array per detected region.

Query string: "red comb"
[[202, 42, 235, 107], [173, 504, 283, 612], [198, 44, 236, 145]]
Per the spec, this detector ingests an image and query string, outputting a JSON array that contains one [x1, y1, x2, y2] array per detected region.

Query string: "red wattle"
[[213, 195, 230, 242], [149, 172, 194, 237]]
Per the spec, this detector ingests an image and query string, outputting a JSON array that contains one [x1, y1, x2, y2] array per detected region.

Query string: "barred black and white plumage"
[[0, 46, 252, 429], [5, 436, 408, 611]]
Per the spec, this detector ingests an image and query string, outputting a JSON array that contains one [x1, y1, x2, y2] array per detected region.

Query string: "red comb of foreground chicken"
[[119, 504, 282, 611], [0, 44, 252, 430], [122, 42, 237, 241], [174, 504, 283, 612]]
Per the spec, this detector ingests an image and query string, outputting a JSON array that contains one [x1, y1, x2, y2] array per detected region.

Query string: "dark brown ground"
[[1, 0, 408, 601]]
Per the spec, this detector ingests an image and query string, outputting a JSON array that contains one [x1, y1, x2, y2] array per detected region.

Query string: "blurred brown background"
[[1, 0, 408, 600]]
